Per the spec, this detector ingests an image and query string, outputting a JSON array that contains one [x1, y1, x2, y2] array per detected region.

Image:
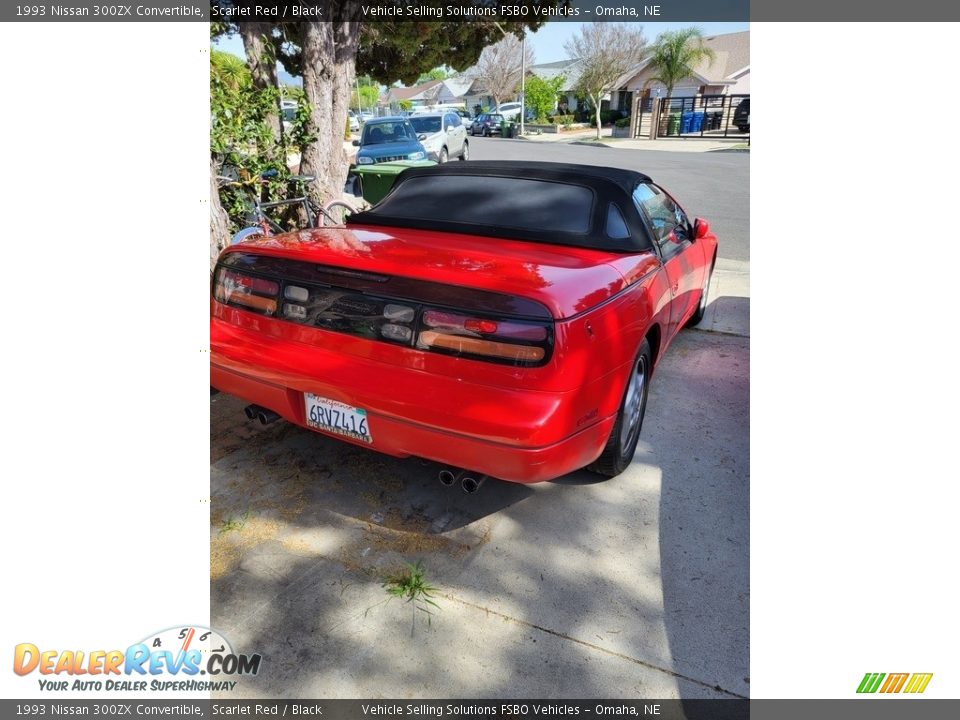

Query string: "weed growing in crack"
[[382, 561, 440, 636], [218, 510, 251, 534]]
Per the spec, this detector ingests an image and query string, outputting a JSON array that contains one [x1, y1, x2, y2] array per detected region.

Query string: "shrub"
[[551, 114, 575, 125], [600, 109, 623, 125], [614, 116, 632, 128]]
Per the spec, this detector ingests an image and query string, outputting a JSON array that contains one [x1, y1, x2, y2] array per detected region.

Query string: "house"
[[463, 78, 495, 114], [519, 30, 749, 119], [383, 77, 474, 112], [438, 77, 473, 106], [620, 30, 750, 109], [383, 80, 443, 110]]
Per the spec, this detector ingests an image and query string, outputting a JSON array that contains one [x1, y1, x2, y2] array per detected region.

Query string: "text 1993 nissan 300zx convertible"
[[210, 161, 718, 485]]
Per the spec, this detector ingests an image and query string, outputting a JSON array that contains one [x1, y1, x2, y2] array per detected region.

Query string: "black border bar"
[[4, 1, 960, 22]]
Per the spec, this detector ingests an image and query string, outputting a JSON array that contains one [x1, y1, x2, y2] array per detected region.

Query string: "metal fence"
[[634, 94, 749, 139]]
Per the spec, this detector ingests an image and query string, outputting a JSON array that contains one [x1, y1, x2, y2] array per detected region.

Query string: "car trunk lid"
[[225, 224, 631, 319]]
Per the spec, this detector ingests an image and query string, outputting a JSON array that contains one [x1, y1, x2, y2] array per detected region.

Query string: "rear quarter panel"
[[554, 254, 672, 429]]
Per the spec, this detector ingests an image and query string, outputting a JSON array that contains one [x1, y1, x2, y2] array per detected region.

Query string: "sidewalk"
[[515, 128, 748, 153], [701, 258, 750, 337]]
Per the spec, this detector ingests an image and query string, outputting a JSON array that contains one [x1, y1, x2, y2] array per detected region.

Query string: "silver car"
[[409, 112, 469, 163]]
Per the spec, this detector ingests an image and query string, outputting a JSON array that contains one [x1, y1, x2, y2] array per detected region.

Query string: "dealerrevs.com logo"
[[857, 672, 933, 694], [13, 626, 261, 692]]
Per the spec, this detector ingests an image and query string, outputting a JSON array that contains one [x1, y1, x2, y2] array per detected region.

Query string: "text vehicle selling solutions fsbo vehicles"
[[210, 162, 718, 484]]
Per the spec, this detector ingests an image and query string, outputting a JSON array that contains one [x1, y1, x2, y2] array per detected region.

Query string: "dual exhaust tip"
[[242, 405, 486, 492], [244, 404, 280, 425], [438, 468, 488, 494]]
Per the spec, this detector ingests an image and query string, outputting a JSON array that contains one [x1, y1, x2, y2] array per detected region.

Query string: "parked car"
[[280, 100, 297, 134], [359, 111, 375, 123], [352, 117, 427, 165], [733, 98, 750, 132], [211, 161, 718, 485], [470, 113, 505, 136], [496, 102, 522, 120], [409, 112, 469, 163], [347, 110, 360, 133], [454, 109, 473, 127]]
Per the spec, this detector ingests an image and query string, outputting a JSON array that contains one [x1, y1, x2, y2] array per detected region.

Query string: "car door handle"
[[672, 282, 679, 293]]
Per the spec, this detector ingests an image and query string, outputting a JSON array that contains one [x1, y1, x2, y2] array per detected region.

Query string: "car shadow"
[[211, 392, 534, 537]]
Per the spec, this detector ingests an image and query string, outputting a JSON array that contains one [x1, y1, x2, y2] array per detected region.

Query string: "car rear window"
[[368, 175, 595, 234], [410, 116, 441, 133]]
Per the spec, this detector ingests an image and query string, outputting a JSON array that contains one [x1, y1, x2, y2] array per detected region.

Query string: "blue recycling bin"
[[692, 112, 705, 133], [681, 111, 693, 134]]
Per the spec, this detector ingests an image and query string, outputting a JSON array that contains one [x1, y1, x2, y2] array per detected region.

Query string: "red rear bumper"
[[211, 317, 617, 483]]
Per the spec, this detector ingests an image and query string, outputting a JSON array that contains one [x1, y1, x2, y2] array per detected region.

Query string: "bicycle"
[[216, 168, 360, 245]]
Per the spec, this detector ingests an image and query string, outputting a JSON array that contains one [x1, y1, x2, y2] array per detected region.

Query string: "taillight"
[[213, 268, 279, 316], [213, 257, 554, 366], [418, 310, 548, 363]]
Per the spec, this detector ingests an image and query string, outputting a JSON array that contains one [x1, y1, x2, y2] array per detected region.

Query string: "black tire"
[[483, 127, 490, 137], [460, 141, 469, 161], [685, 256, 715, 328], [588, 339, 652, 478], [438, 147, 448, 164]]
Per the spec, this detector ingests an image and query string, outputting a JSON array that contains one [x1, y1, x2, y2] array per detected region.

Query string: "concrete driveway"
[[211, 331, 748, 699], [211, 142, 749, 699]]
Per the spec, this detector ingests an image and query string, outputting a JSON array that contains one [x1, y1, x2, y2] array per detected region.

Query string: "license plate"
[[304, 393, 372, 444]]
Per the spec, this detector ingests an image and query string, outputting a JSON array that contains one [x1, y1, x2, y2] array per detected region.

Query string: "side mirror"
[[417, 133, 427, 141], [446, 126, 454, 133], [352, 139, 360, 147], [694, 218, 710, 240]]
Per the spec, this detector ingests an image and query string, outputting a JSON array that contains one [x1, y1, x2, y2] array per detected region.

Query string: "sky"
[[214, 21, 749, 84]]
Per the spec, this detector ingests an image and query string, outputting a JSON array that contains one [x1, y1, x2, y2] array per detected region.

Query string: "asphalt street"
[[468, 137, 750, 263]]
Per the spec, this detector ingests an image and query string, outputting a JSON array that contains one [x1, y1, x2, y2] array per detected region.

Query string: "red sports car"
[[211, 162, 717, 488]]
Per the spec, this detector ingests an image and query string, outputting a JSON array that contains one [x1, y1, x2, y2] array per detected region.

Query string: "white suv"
[[496, 102, 522, 120], [408, 112, 469, 163]]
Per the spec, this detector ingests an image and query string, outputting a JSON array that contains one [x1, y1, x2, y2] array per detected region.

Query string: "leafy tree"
[[210, 50, 312, 252], [417, 67, 452, 83], [474, 34, 535, 109], [645, 27, 716, 102], [239, 22, 282, 145], [524, 73, 566, 123], [565, 23, 647, 139], [211, 4, 563, 214], [352, 84, 379, 112]]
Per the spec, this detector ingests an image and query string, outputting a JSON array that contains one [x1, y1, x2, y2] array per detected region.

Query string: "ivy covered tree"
[[211, 0, 570, 262]]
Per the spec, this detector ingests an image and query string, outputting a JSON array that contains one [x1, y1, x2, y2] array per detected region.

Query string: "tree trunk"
[[241, 21, 282, 148], [210, 157, 231, 271], [298, 13, 362, 206]]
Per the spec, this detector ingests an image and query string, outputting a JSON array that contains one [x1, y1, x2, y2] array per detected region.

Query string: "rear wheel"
[[588, 339, 651, 478], [686, 257, 715, 328], [460, 141, 469, 161]]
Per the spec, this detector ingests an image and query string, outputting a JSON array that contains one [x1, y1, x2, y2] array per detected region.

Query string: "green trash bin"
[[350, 160, 435, 206], [667, 113, 681, 136]]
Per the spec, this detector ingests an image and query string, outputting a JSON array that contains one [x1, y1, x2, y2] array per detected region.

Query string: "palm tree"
[[645, 28, 716, 103]]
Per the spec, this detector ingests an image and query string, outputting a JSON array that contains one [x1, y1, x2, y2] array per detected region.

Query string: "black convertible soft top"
[[346, 161, 655, 252]]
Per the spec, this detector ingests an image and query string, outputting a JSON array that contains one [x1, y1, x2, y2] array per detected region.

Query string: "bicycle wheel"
[[230, 226, 267, 245], [321, 200, 356, 226]]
